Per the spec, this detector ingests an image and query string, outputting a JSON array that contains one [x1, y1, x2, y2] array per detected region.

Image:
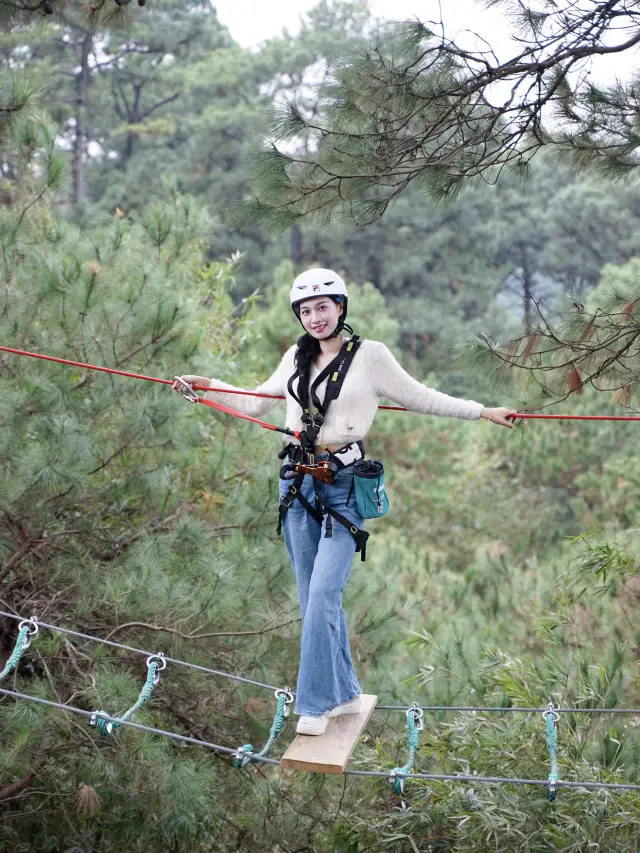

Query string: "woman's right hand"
[[172, 376, 214, 400], [172, 375, 199, 393]]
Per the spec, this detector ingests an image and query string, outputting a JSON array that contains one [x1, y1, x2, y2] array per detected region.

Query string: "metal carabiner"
[[146, 652, 167, 686], [408, 702, 424, 732], [275, 686, 294, 718], [542, 700, 560, 726], [172, 376, 199, 404], [18, 615, 39, 650]]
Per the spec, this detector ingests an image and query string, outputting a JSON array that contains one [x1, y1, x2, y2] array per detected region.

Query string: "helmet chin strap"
[[326, 320, 353, 339]]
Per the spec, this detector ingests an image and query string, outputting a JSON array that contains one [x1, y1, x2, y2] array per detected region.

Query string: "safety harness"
[[277, 336, 370, 561]]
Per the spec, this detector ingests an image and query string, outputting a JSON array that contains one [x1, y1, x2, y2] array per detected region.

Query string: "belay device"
[[277, 335, 373, 560]]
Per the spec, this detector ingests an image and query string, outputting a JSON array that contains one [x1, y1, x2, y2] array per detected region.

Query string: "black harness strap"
[[309, 336, 361, 416], [325, 506, 368, 560], [277, 473, 323, 535]]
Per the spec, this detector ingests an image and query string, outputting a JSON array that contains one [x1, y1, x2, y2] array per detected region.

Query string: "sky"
[[213, 0, 638, 81], [214, 0, 509, 52]]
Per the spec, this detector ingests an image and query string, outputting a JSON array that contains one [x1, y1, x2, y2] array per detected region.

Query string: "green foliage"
[[2, 4, 640, 851]]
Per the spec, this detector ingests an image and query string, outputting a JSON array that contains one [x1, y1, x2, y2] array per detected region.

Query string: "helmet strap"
[[328, 320, 353, 339]]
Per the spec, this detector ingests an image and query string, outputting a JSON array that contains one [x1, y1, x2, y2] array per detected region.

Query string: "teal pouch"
[[353, 459, 389, 519]]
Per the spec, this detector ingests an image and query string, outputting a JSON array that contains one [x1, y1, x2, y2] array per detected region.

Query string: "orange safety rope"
[[2, 344, 640, 422], [0, 345, 299, 438]]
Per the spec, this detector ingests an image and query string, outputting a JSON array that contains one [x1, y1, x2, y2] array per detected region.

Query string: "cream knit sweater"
[[205, 340, 484, 446]]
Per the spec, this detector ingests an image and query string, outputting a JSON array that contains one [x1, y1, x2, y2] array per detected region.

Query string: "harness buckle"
[[279, 464, 298, 480], [312, 413, 324, 427]]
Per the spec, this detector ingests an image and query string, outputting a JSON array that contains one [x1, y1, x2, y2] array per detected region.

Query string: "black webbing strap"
[[309, 336, 361, 416], [325, 507, 369, 561], [277, 473, 323, 536], [278, 474, 369, 562]]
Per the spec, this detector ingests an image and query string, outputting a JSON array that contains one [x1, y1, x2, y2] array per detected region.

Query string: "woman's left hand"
[[480, 407, 518, 429]]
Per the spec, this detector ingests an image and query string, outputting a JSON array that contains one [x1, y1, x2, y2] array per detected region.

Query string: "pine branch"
[[102, 617, 301, 642], [241, 2, 640, 226]]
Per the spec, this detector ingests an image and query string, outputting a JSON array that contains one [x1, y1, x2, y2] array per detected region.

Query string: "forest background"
[[0, 1, 639, 851]]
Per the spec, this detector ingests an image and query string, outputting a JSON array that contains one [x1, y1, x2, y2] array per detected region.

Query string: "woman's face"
[[298, 297, 343, 339]]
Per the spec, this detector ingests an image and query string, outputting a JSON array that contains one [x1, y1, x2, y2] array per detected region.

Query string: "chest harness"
[[276, 336, 370, 561]]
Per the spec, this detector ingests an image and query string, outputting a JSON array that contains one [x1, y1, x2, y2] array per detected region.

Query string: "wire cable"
[[0, 610, 281, 694], [1, 687, 640, 791], [4, 611, 640, 717], [376, 705, 640, 714]]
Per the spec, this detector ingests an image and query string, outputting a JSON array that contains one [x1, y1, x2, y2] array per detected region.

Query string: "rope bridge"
[[1, 611, 639, 798]]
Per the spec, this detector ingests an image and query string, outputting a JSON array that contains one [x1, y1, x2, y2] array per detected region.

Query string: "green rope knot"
[[90, 653, 165, 737], [234, 744, 254, 769], [389, 703, 423, 795], [233, 687, 293, 769], [0, 617, 38, 683], [90, 710, 114, 736], [544, 700, 560, 801]]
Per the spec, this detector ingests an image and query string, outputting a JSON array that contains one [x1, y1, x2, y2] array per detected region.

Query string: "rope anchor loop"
[[17, 616, 39, 650], [274, 686, 294, 719], [146, 652, 166, 686], [408, 702, 424, 731], [0, 616, 39, 683], [542, 700, 560, 801], [388, 703, 423, 795], [90, 652, 165, 737], [234, 685, 293, 769]]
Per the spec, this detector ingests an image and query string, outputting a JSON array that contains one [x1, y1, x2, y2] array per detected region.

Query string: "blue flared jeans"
[[279, 467, 364, 717]]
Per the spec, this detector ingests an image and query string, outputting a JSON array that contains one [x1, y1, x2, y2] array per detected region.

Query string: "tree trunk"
[[522, 249, 534, 329], [291, 223, 303, 266], [368, 251, 382, 288], [125, 83, 142, 162], [72, 31, 93, 204]]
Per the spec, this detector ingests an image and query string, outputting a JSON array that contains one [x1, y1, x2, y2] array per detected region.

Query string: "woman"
[[174, 268, 515, 736]]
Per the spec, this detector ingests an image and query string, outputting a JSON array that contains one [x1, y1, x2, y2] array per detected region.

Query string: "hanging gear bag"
[[352, 459, 389, 519]]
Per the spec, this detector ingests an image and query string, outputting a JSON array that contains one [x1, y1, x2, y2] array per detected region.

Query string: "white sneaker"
[[328, 697, 361, 718], [296, 713, 329, 736]]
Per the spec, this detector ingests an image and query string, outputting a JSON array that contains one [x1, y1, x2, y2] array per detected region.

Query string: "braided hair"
[[293, 333, 320, 407]]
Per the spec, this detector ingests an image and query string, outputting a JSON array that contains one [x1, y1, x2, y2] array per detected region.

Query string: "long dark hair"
[[294, 332, 321, 377], [292, 333, 320, 406]]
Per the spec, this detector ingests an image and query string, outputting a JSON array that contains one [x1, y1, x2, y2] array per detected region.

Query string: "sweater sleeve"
[[204, 346, 294, 418], [366, 341, 484, 420]]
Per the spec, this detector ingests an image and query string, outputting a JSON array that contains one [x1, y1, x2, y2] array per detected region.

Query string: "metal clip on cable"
[[18, 616, 39, 650], [542, 700, 560, 801]]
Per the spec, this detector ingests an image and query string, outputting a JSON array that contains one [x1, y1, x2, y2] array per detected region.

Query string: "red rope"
[[2, 344, 640, 422], [0, 345, 299, 438]]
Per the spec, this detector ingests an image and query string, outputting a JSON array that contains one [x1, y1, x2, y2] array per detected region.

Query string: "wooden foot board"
[[280, 694, 377, 774]]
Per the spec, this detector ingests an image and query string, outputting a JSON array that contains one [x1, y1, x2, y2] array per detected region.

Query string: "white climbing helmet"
[[289, 268, 348, 317]]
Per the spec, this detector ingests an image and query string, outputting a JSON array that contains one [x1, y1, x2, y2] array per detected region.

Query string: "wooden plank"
[[280, 694, 377, 774]]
